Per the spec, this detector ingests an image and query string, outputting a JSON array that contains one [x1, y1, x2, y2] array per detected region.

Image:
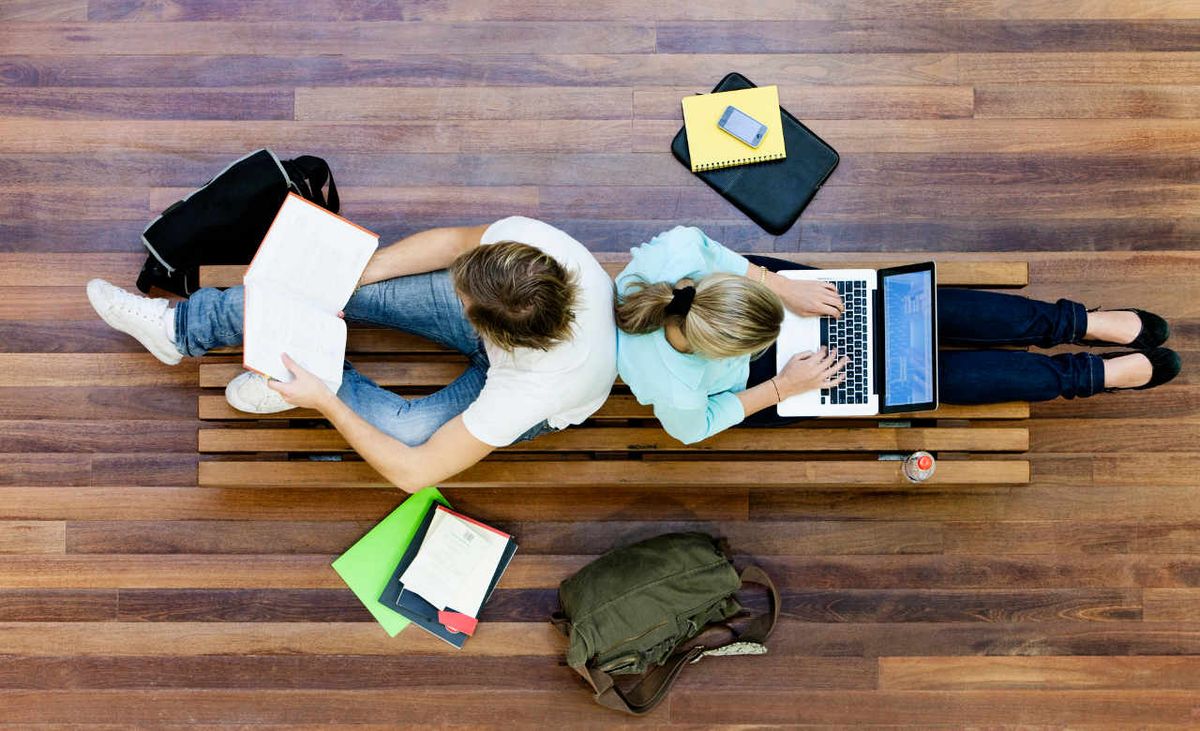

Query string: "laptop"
[[775, 262, 939, 417]]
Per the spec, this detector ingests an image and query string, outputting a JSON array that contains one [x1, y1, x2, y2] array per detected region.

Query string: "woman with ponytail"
[[617, 227, 1180, 446], [615, 226, 851, 444]]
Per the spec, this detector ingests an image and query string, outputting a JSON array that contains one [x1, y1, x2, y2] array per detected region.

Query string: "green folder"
[[332, 487, 448, 637]]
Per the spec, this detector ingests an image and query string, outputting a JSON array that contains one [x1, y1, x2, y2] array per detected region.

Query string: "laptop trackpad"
[[775, 312, 821, 417]]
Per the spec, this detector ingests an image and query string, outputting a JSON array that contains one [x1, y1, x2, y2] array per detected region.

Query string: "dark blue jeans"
[[743, 255, 1104, 422]]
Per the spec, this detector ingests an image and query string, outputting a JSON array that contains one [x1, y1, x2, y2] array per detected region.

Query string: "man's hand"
[[267, 353, 336, 410], [778, 279, 844, 318]]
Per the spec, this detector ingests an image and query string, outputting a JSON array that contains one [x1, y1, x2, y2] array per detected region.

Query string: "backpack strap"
[[284, 155, 340, 213], [571, 565, 779, 716]]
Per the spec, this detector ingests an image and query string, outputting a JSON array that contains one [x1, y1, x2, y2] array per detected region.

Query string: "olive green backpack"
[[552, 532, 779, 715]]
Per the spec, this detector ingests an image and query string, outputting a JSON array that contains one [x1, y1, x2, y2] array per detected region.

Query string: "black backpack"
[[135, 149, 339, 296]]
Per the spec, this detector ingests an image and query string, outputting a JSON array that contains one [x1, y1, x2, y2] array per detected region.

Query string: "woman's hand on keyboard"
[[776, 279, 845, 318], [776, 346, 851, 397]]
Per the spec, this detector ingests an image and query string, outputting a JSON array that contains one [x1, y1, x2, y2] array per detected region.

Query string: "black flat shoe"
[[1082, 308, 1170, 349], [1100, 347, 1182, 391]]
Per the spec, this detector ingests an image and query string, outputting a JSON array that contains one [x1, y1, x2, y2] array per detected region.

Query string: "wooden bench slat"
[[200, 361, 464, 388], [197, 394, 1030, 421], [199, 426, 1029, 454], [198, 459, 1030, 487], [201, 258, 1028, 289], [199, 360, 1034, 419], [212, 338, 1029, 356]]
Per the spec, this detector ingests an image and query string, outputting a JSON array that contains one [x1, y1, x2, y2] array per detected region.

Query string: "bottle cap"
[[917, 455, 933, 470]]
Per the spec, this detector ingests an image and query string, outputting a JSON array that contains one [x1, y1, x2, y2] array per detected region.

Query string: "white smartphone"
[[717, 105, 767, 147]]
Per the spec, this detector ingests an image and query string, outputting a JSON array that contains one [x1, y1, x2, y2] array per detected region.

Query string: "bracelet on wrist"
[[769, 377, 782, 403]]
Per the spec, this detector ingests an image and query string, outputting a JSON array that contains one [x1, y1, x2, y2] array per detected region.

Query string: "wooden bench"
[[196, 254, 1032, 488]]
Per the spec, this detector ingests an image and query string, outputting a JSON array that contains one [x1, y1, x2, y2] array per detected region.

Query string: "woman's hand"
[[777, 278, 844, 319], [267, 353, 337, 411], [774, 347, 850, 398]]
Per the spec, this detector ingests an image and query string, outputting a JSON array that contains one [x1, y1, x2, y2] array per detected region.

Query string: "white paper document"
[[399, 506, 511, 617], [243, 193, 378, 392]]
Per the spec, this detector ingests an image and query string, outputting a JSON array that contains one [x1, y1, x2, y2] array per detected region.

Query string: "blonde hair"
[[616, 273, 783, 359], [450, 241, 578, 351]]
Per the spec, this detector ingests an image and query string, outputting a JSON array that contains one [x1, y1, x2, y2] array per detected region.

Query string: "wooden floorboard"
[[1, 1, 1197, 725]]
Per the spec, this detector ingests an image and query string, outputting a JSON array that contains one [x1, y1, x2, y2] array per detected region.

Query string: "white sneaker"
[[86, 278, 183, 365], [225, 371, 296, 414]]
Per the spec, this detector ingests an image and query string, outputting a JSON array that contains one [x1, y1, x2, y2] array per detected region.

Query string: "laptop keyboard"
[[819, 280, 870, 405]]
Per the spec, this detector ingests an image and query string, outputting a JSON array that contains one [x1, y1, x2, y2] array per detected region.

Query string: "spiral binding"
[[693, 151, 786, 172]]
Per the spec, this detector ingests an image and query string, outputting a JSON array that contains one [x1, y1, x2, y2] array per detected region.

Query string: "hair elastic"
[[664, 286, 696, 318]]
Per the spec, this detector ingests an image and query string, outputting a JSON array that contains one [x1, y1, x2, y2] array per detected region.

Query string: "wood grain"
[[197, 459, 1032, 488], [668, 689, 1200, 725], [295, 86, 633, 121], [880, 656, 1200, 690], [0, 88, 294, 120], [0, 120, 636, 154], [4, 2, 1199, 725], [0, 486, 749, 522], [0, 22, 656, 55], [766, 619, 1200, 657], [0, 354, 197, 387], [0, 620, 565, 656], [976, 84, 1200, 119], [198, 426, 1030, 453], [0, 522, 66, 554], [0, 654, 580, 690], [0, 590, 116, 622], [1143, 589, 1200, 621], [958, 52, 1200, 84], [656, 20, 1200, 54], [200, 257, 1030, 287], [82, 0, 1200, 21], [0, 0, 84, 21], [0, 53, 961, 88], [197, 393, 1031, 420]]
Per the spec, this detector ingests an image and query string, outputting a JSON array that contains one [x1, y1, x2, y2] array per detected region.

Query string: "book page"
[[399, 507, 509, 617], [245, 194, 378, 314], [243, 282, 348, 392]]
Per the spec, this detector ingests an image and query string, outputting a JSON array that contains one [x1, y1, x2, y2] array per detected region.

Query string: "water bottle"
[[903, 451, 936, 482]]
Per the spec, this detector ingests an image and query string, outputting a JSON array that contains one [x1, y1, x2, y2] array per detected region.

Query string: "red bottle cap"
[[917, 455, 933, 470]]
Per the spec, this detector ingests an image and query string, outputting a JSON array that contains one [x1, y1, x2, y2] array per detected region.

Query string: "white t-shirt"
[[460, 217, 617, 447]]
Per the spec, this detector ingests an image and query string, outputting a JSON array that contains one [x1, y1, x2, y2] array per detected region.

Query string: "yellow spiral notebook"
[[681, 85, 787, 172]]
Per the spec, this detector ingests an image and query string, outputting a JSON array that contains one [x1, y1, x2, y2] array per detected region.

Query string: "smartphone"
[[717, 105, 768, 147]]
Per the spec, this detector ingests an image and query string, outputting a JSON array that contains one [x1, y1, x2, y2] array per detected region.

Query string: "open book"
[[243, 193, 378, 392]]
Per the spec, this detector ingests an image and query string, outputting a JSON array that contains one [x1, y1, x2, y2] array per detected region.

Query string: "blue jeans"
[[174, 270, 554, 446], [742, 255, 1105, 422]]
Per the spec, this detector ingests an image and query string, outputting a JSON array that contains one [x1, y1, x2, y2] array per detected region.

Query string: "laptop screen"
[[881, 268, 936, 408]]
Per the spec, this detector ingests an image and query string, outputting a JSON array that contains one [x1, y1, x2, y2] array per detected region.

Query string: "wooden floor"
[[1, 0, 1199, 726]]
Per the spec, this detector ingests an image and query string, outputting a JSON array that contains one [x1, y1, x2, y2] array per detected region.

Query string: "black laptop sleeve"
[[671, 73, 840, 236]]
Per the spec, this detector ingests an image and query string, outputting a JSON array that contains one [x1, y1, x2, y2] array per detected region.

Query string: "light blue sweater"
[[615, 227, 752, 444]]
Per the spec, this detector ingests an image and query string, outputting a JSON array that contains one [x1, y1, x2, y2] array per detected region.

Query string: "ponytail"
[[616, 273, 783, 359], [615, 278, 677, 334]]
